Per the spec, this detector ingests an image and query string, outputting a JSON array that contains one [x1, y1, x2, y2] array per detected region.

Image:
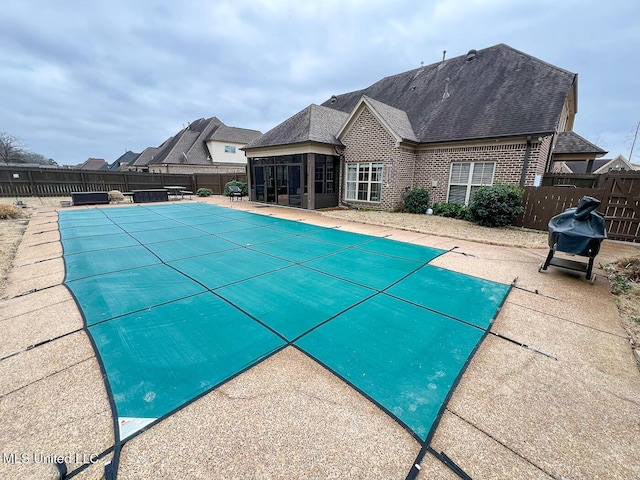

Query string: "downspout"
[[519, 135, 532, 186]]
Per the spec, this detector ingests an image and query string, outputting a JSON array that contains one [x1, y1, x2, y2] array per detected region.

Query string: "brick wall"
[[413, 141, 547, 204], [339, 108, 552, 211], [341, 107, 412, 210]]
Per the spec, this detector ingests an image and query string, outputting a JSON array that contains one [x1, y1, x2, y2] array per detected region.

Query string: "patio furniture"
[[164, 186, 186, 200], [132, 189, 169, 203], [229, 185, 244, 201], [71, 192, 110, 206]]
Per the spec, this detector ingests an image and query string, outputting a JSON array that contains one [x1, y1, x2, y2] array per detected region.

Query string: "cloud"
[[1, 0, 639, 164]]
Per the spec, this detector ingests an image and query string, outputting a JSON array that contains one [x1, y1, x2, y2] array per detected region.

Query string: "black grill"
[[538, 196, 607, 283]]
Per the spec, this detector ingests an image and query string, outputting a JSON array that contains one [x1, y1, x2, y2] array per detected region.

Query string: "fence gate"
[[600, 173, 640, 243]]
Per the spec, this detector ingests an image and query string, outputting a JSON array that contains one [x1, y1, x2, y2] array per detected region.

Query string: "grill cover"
[[548, 196, 607, 256]]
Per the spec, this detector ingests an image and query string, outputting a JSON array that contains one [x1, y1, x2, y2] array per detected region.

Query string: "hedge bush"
[[224, 181, 248, 197], [432, 202, 470, 220], [403, 188, 430, 214], [468, 184, 524, 227], [196, 188, 213, 197]]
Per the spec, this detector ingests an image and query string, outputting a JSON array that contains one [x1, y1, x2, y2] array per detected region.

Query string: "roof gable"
[[323, 43, 577, 143], [338, 96, 418, 143], [593, 154, 639, 174]]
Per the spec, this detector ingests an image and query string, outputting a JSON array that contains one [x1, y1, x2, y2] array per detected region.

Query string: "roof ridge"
[[495, 43, 576, 77]]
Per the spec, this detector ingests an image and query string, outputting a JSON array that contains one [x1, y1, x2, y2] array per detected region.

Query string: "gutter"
[[519, 135, 532, 186]]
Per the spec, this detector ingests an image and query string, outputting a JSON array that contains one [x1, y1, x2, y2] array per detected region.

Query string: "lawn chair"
[[228, 185, 244, 201]]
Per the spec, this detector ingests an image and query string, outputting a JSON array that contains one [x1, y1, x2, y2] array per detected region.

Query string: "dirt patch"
[[0, 218, 29, 295], [321, 209, 548, 248], [604, 257, 640, 351]]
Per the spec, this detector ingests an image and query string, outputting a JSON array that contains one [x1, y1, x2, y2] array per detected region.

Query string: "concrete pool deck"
[[1, 196, 639, 479]]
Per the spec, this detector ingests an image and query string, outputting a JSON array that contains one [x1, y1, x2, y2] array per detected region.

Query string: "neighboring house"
[[128, 117, 261, 174], [554, 154, 638, 174], [76, 158, 109, 171], [109, 150, 139, 171], [594, 154, 640, 173], [243, 43, 605, 210]]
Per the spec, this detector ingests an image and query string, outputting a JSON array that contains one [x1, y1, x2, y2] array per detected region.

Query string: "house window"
[[447, 162, 495, 204], [224, 145, 236, 153], [346, 162, 383, 202]]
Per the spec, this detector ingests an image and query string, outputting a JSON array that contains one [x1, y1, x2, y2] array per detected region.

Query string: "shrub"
[[432, 202, 470, 220], [468, 184, 524, 227], [0, 204, 23, 219], [196, 188, 213, 197], [403, 188, 430, 214], [224, 181, 248, 197]]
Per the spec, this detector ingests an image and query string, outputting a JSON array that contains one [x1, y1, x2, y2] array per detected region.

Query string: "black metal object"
[[539, 196, 607, 283], [132, 189, 169, 203], [71, 191, 110, 205]]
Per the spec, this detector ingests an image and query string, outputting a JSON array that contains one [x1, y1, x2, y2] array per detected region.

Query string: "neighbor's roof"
[[553, 131, 607, 155], [109, 151, 139, 171], [130, 117, 261, 166], [208, 125, 262, 144], [244, 104, 349, 150], [77, 158, 109, 170], [561, 160, 609, 174], [322, 43, 577, 143]]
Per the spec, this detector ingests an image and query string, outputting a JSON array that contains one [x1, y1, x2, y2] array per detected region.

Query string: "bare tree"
[[0, 132, 26, 200], [0, 132, 25, 165]]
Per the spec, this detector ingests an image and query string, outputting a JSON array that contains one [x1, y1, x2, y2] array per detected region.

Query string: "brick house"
[[129, 117, 261, 174], [243, 44, 605, 210]]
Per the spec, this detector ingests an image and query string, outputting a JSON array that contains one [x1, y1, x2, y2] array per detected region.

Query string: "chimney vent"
[[467, 49, 477, 61]]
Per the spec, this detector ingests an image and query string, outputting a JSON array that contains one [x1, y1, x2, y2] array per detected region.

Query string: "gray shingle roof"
[[554, 131, 607, 155], [244, 104, 348, 149], [360, 96, 418, 142], [208, 125, 262, 144], [130, 117, 260, 166], [109, 151, 139, 171], [323, 43, 577, 143]]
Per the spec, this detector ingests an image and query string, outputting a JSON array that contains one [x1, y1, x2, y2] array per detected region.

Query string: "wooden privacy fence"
[[0, 166, 246, 197], [516, 171, 640, 243], [600, 173, 640, 243]]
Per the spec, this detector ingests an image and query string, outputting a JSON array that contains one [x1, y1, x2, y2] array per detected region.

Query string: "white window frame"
[[447, 162, 495, 205], [345, 162, 383, 202], [224, 145, 236, 153]]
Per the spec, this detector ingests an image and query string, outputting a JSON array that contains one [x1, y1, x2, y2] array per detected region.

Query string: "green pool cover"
[[59, 203, 510, 444]]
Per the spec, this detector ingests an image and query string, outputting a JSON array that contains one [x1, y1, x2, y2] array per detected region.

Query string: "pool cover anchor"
[[511, 277, 559, 301], [489, 331, 558, 360], [448, 246, 476, 257]]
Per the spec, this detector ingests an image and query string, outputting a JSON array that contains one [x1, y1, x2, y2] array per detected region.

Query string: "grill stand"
[[539, 247, 596, 284]]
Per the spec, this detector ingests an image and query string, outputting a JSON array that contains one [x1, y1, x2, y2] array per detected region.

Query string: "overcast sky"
[[1, 0, 639, 166]]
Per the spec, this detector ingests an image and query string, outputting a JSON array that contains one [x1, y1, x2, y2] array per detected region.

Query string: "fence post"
[[27, 169, 35, 196]]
